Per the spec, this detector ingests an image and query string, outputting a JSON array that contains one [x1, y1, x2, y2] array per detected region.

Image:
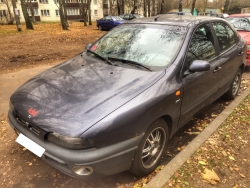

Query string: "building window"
[[55, 10, 60, 16], [103, 0, 108, 4], [93, 0, 97, 5], [94, 10, 97, 15], [0, 10, 7, 17], [41, 10, 50, 16], [27, 8, 39, 16], [39, 0, 48, 3], [66, 8, 79, 15]]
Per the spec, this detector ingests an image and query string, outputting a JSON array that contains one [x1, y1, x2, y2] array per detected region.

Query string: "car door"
[[179, 23, 220, 127], [211, 21, 244, 95]]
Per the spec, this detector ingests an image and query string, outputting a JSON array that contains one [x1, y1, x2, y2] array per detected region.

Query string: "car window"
[[105, 16, 112, 21], [186, 24, 216, 67], [212, 22, 236, 53], [225, 17, 250, 32]]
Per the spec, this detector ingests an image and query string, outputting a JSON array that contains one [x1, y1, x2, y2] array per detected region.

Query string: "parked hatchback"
[[8, 15, 246, 180], [226, 14, 250, 66]]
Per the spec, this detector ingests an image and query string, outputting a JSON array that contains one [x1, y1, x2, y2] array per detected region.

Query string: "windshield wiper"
[[108, 57, 152, 71], [86, 49, 113, 65]]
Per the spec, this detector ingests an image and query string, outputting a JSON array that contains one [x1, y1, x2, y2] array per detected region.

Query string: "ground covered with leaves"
[[164, 93, 250, 188], [0, 22, 105, 74]]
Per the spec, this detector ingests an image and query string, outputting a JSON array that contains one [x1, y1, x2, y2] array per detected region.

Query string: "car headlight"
[[47, 132, 94, 149]]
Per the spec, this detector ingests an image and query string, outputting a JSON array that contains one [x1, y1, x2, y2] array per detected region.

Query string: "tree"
[[88, 0, 92, 25], [58, 0, 68, 30], [11, 0, 21, 31], [191, 0, 196, 15], [179, 0, 182, 12], [223, 0, 230, 13], [2, 0, 13, 24], [20, 0, 34, 29], [28, 0, 36, 24]]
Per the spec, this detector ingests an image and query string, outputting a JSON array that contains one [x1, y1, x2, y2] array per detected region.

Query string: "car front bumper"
[[8, 110, 143, 180]]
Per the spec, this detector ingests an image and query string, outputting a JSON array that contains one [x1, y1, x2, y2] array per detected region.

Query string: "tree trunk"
[[20, 0, 33, 29], [224, 0, 230, 13], [88, 0, 92, 25], [121, 0, 124, 14], [3, 0, 13, 24], [62, 0, 69, 27], [152, 0, 155, 16], [28, 0, 36, 24], [116, 0, 120, 15], [80, 0, 88, 26], [191, 0, 196, 15], [143, 0, 147, 17], [179, 0, 182, 12], [11, 0, 22, 31], [160, 0, 164, 14], [147, 1, 150, 17], [59, 0, 68, 30]]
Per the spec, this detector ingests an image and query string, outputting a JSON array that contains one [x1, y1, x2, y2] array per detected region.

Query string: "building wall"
[[0, 0, 106, 23]]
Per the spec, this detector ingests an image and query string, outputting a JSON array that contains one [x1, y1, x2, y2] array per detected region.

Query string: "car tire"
[[224, 68, 242, 100], [129, 118, 169, 177], [98, 25, 102, 31]]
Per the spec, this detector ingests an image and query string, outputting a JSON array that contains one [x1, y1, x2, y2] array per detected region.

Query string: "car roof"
[[228, 14, 250, 17], [126, 15, 224, 27]]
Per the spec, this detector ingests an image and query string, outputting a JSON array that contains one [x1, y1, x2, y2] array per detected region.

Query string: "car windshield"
[[113, 16, 124, 21], [89, 24, 187, 71], [226, 17, 250, 31]]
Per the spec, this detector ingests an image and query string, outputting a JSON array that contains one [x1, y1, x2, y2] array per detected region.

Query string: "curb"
[[145, 86, 250, 188]]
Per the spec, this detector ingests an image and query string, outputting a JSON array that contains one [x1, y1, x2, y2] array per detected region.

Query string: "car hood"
[[10, 54, 165, 137], [238, 31, 250, 43]]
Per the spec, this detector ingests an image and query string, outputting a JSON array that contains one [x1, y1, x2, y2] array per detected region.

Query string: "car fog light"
[[72, 166, 93, 176]]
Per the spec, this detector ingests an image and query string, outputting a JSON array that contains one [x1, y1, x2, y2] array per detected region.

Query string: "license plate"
[[16, 133, 45, 157]]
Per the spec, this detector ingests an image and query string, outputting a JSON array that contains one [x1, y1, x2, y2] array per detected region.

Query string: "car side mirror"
[[85, 43, 92, 50], [189, 60, 210, 72], [184, 60, 210, 76]]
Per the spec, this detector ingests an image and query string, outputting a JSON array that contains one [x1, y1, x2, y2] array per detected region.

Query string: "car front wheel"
[[129, 118, 169, 177], [224, 68, 242, 100], [98, 25, 102, 31]]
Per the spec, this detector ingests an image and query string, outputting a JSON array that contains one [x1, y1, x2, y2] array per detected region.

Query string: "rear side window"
[[212, 22, 236, 53]]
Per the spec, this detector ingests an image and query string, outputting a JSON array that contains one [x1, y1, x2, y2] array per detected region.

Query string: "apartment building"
[[0, 0, 108, 23]]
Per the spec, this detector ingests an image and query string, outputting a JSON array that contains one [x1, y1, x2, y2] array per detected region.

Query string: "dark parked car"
[[120, 14, 144, 20], [8, 15, 246, 180], [96, 16, 124, 30], [226, 14, 250, 66], [166, 11, 192, 16]]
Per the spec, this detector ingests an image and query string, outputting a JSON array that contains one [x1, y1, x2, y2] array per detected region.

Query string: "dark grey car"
[[8, 15, 247, 180]]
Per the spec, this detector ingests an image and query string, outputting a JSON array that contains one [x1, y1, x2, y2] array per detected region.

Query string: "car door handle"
[[238, 51, 244, 56], [213, 66, 221, 73]]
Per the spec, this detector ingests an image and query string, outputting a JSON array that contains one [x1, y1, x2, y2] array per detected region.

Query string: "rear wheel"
[[130, 118, 169, 177], [224, 69, 242, 100]]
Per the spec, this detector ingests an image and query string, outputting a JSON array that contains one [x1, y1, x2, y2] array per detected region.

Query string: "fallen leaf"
[[201, 168, 220, 185], [199, 161, 207, 165], [239, 173, 246, 178], [229, 156, 235, 161]]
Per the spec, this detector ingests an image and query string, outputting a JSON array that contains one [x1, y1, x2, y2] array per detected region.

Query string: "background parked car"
[[226, 14, 250, 66], [207, 13, 229, 18], [96, 16, 124, 31], [120, 14, 144, 20]]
